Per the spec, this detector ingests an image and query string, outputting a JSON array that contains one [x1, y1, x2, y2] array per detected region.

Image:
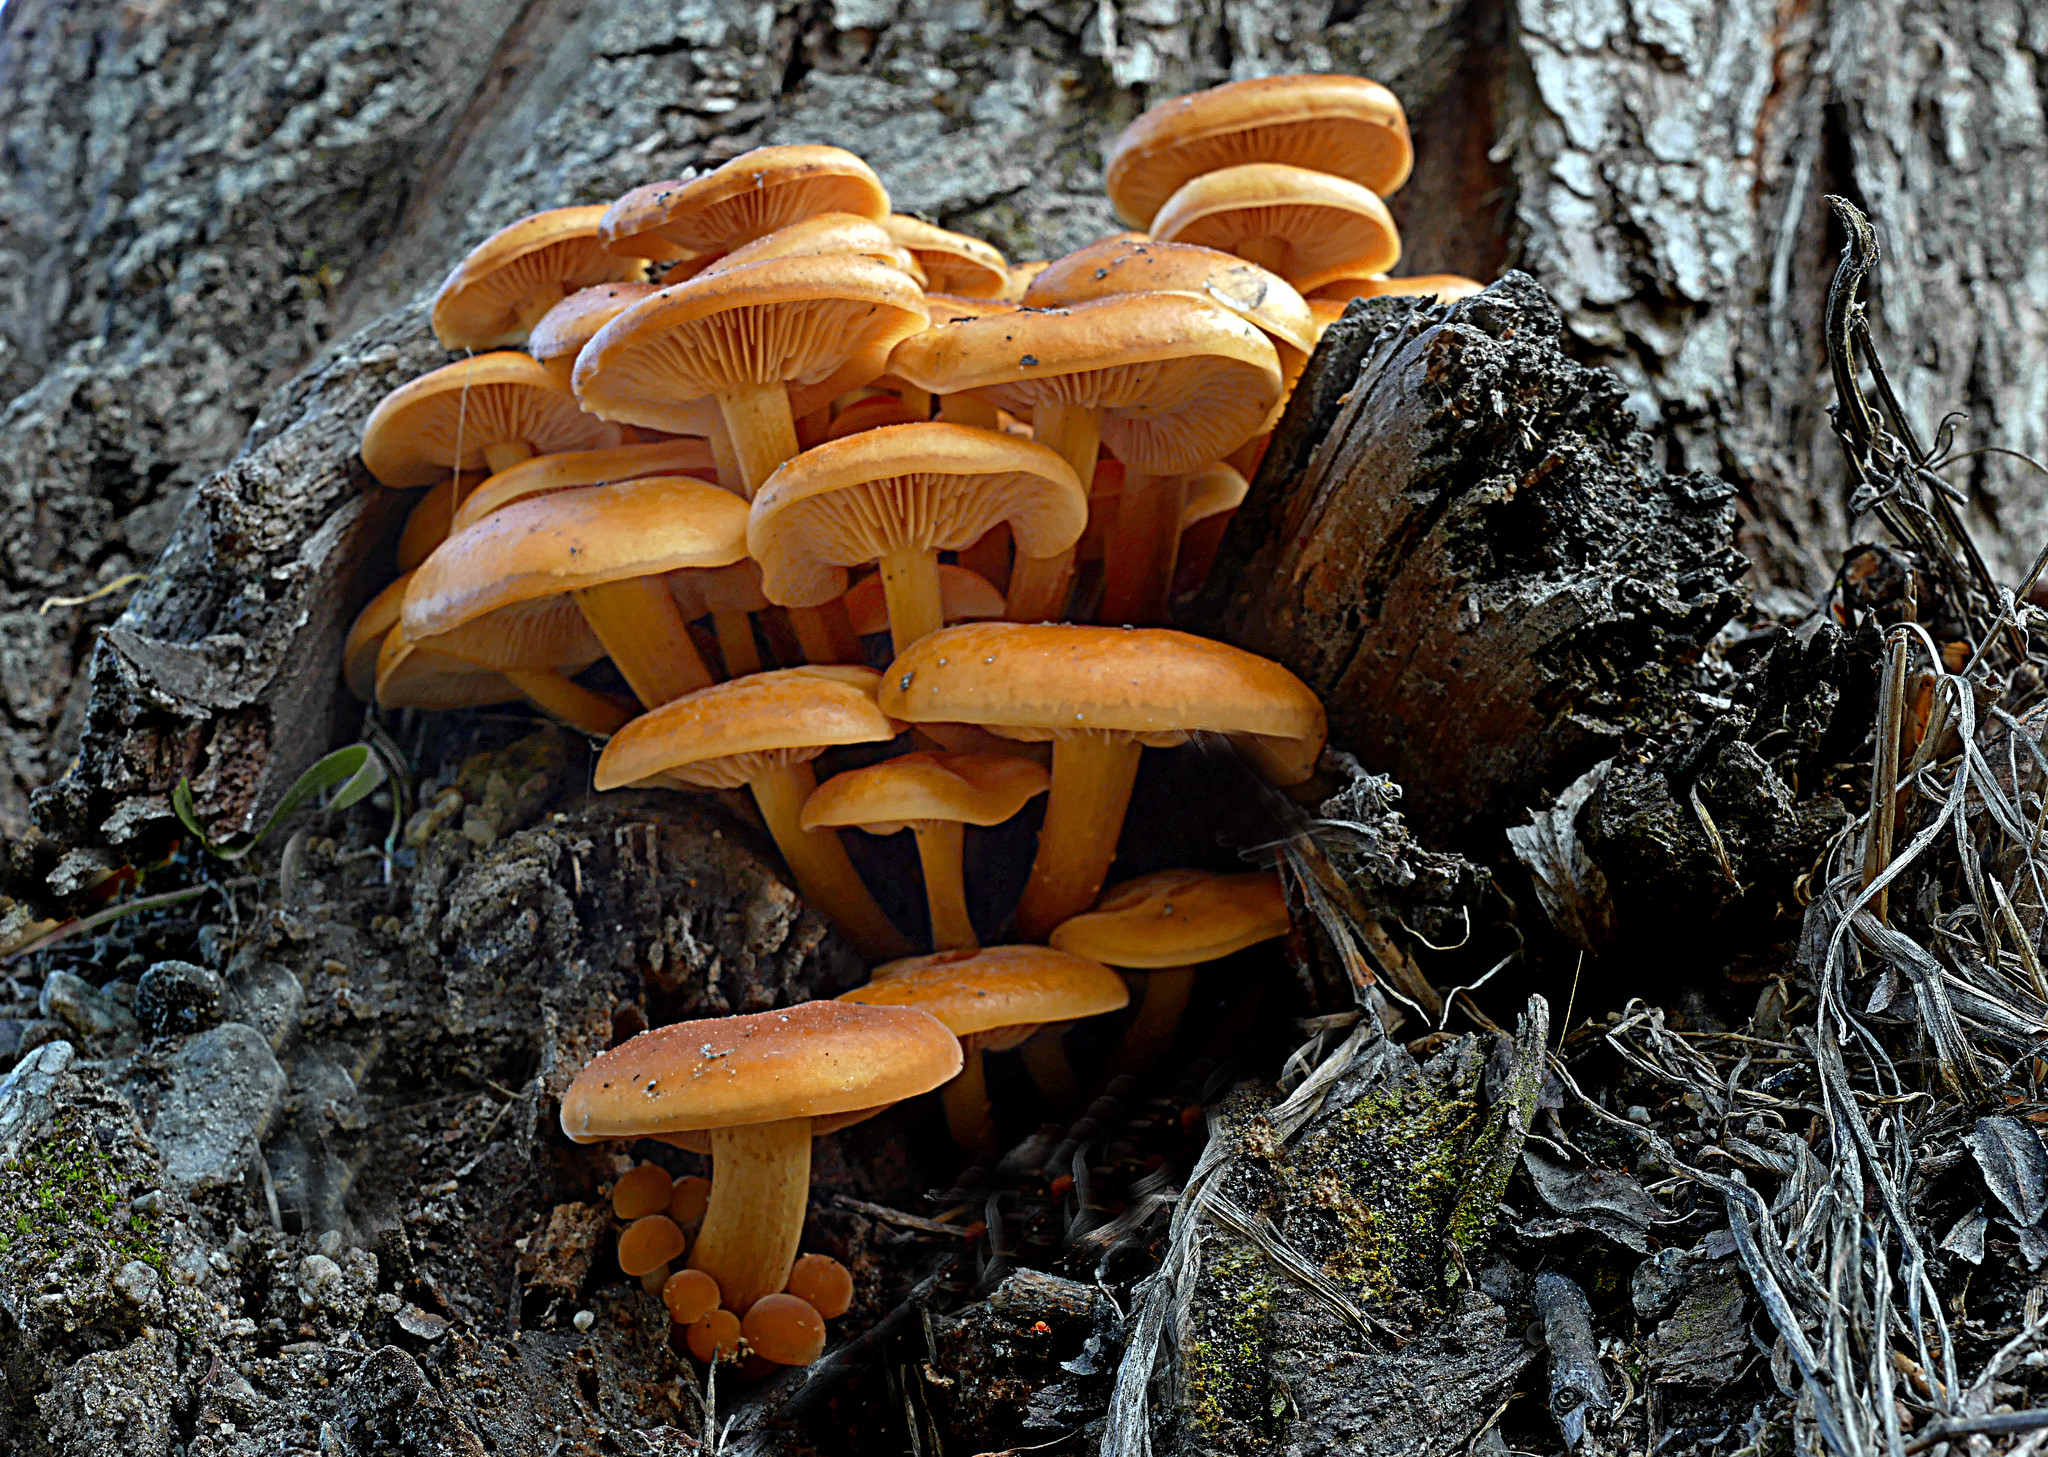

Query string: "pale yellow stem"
[[1006, 403, 1099, 621], [787, 602, 864, 664], [706, 418, 745, 497], [1107, 965, 1195, 1078], [937, 394, 999, 429], [483, 440, 534, 474], [897, 385, 933, 420], [751, 762, 913, 959], [914, 821, 976, 952], [1236, 236, 1290, 275], [941, 1037, 995, 1153], [1098, 472, 1186, 626], [880, 543, 946, 653], [713, 612, 761, 677], [1012, 731, 1143, 940], [573, 577, 715, 708], [686, 1118, 811, 1315], [717, 381, 800, 499], [502, 670, 635, 736]]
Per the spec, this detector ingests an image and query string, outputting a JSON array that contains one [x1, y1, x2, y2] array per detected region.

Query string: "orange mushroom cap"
[[997, 261, 1050, 302], [785, 1254, 853, 1320], [528, 282, 663, 387], [1149, 163, 1401, 293], [877, 622, 1326, 785], [702, 212, 922, 281], [663, 1268, 722, 1326], [800, 750, 1049, 834], [395, 471, 484, 573], [450, 439, 720, 530], [359, 353, 619, 488], [743, 1293, 827, 1365], [843, 564, 1005, 636], [881, 215, 1009, 298], [1048, 869, 1291, 967], [613, 1163, 675, 1220], [372, 616, 597, 709], [344, 575, 413, 702], [839, 944, 1128, 1038], [1104, 73, 1412, 229], [431, 206, 650, 350], [1309, 273, 1486, 304], [599, 146, 889, 261]]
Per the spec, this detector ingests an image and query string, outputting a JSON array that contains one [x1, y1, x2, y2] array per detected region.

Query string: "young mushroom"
[[1148, 163, 1402, 294], [598, 146, 890, 269], [431, 206, 650, 351], [1103, 73, 1412, 230], [748, 422, 1086, 653], [878, 622, 1325, 938], [559, 1001, 961, 1315], [800, 751, 1050, 952], [593, 666, 914, 958], [836, 944, 1126, 1151], [360, 353, 618, 485], [1049, 868, 1290, 1078]]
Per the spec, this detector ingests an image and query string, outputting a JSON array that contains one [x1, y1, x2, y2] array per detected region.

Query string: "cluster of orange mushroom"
[[344, 73, 1476, 1372]]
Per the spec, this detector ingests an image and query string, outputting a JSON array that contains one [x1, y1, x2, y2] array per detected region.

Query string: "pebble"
[[40, 971, 135, 1038], [135, 960, 226, 1036], [572, 1310, 595, 1332], [112, 1260, 161, 1308], [232, 962, 306, 1052], [149, 1022, 287, 1190]]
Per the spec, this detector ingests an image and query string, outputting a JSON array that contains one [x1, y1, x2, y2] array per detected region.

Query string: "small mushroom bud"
[[784, 1254, 853, 1320], [742, 1293, 826, 1366], [617, 1215, 687, 1277], [687, 1308, 743, 1363], [667, 1175, 712, 1230], [613, 1163, 674, 1220], [662, 1269, 720, 1326]]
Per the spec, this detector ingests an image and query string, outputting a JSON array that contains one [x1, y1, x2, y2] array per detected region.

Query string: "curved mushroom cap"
[[800, 750, 1049, 833], [923, 293, 1021, 324], [703, 212, 921, 280], [1150, 163, 1401, 293], [558, 999, 961, 1143], [395, 471, 482, 573], [838, 945, 1127, 1037], [598, 146, 889, 262], [667, 559, 771, 618], [404, 476, 750, 639], [574, 255, 929, 434], [451, 438, 720, 530], [844, 563, 1004, 636], [373, 626, 522, 711], [748, 423, 1087, 610], [529, 282, 663, 385], [360, 353, 619, 488], [395, 591, 606, 675], [1077, 461, 1248, 565], [1023, 238, 1315, 373], [997, 261, 1051, 302], [825, 393, 927, 439], [1104, 73, 1412, 229], [880, 215, 1009, 298], [432, 207, 651, 350], [1179, 462, 1249, 528], [878, 622, 1327, 784], [1307, 298, 1349, 338], [886, 294, 1282, 477], [1049, 868, 1290, 967], [344, 575, 412, 702], [594, 665, 903, 791], [1310, 273, 1486, 304]]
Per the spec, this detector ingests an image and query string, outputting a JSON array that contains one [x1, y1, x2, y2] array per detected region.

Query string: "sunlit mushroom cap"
[[878, 622, 1326, 784], [1309, 273, 1486, 304], [923, 294, 1021, 324], [1024, 239, 1315, 430], [1104, 73, 1412, 229], [360, 353, 619, 488], [880, 215, 1009, 298], [529, 282, 663, 387], [667, 559, 771, 618], [837, 945, 1127, 1037], [598, 146, 889, 263], [843, 564, 1004, 636], [747, 423, 1086, 610], [594, 665, 903, 791], [703, 212, 922, 280], [886, 294, 1282, 476], [997, 261, 1051, 302], [1049, 869, 1290, 967], [451, 439, 721, 530], [573, 255, 928, 434], [404, 476, 749, 640], [558, 1000, 961, 1143], [431, 207, 651, 350], [800, 750, 1049, 833], [1150, 163, 1401, 293]]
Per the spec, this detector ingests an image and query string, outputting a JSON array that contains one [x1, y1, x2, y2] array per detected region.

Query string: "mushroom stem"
[[713, 612, 762, 677], [752, 762, 914, 959], [940, 1035, 996, 1153], [1107, 966, 1196, 1078], [912, 821, 977, 952], [501, 670, 635, 736], [1098, 471, 1186, 626], [1012, 730, 1144, 940], [1235, 237, 1290, 276], [958, 523, 1012, 592], [686, 1117, 812, 1315], [1019, 1029, 1080, 1113], [787, 601, 865, 664], [717, 381, 801, 499], [879, 544, 946, 652], [937, 394, 999, 429], [1005, 403, 1099, 621], [706, 419, 746, 497], [573, 577, 717, 707], [897, 385, 933, 420], [483, 440, 535, 474]]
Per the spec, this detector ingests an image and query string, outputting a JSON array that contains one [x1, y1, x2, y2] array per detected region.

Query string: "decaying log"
[[1190, 274, 1749, 842]]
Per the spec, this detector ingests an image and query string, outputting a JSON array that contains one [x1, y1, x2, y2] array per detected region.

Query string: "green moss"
[[0, 1112, 169, 1283], [1181, 1244, 1283, 1443]]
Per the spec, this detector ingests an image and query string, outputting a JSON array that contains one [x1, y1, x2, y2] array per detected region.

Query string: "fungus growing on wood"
[[360, 353, 618, 486], [450, 438, 719, 530], [1309, 272, 1485, 304], [617, 1214, 688, 1277], [838, 944, 1126, 1149], [881, 214, 1009, 298], [593, 666, 913, 957], [395, 470, 483, 572], [432, 206, 650, 350], [612, 1162, 674, 1220], [784, 1254, 853, 1319], [662, 1268, 721, 1327], [528, 282, 662, 389], [842, 564, 1005, 638], [702, 211, 921, 281], [801, 751, 1050, 952], [1149, 163, 1401, 294], [743, 1293, 828, 1366], [559, 1001, 960, 1317], [1103, 73, 1412, 229], [878, 622, 1325, 937], [599, 146, 890, 265]]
